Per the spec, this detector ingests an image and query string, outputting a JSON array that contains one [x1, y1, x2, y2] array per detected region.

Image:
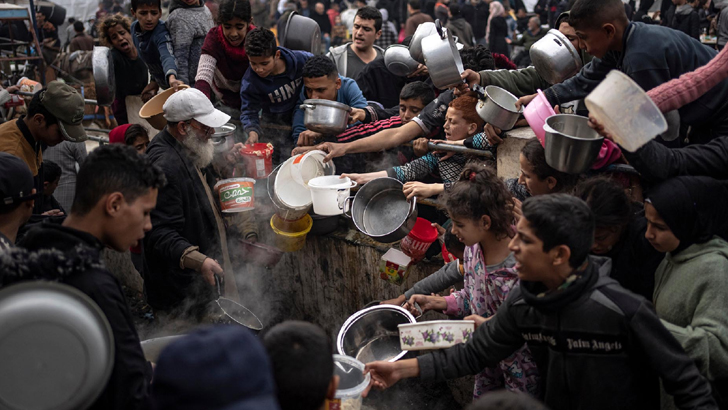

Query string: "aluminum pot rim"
[[544, 114, 603, 142], [349, 177, 416, 238], [336, 304, 416, 362], [301, 99, 351, 111], [483, 85, 524, 114]]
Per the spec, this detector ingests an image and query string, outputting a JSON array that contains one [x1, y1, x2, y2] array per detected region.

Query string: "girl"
[[510, 138, 579, 200], [645, 176, 728, 409], [406, 164, 539, 399], [109, 123, 151, 154]]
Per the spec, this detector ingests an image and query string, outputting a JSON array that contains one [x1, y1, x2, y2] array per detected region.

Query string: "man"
[[0, 153, 37, 250], [69, 20, 94, 52], [2, 144, 165, 410], [0, 81, 86, 215], [42, 140, 88, 212], [327, 6, 385, 80], [144, 87, 238, 319], [446, 4, 475, 48], [365, 194, 719, 410], [462, 0, 490, 45], [405, 0, 434, 36], [507, 16, 546, 67]]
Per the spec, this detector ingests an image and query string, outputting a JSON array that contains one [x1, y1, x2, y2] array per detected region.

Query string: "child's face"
[[644, 202, 680, 253], [334, 15, 342, 24], [249, 51, 279, 78], [130, 135, 150, 154], [304, 75, 341, 100], [132, 4, 162, 32], [107, 24, 134, 57], [442, 108, 476, 141], [574, 25, 616, 59], [43, 178, 60, 196], [509, 217, 556, 282], [449, 215, 487, 247], [222, 17, 249, 47], [517, 153, 554, 196], [398, 97, 425, 124]]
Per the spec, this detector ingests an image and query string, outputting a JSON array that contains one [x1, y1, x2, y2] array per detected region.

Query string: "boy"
[[40, 160, 65, 215], [263, 321, 339, 410], [527, 0, 728, 144], [131, 0, 183, 95], [240, 28, 313, 158], [365, 194, 718, 410], [2, 145, 166, 410], [0, 153, 37, 250]]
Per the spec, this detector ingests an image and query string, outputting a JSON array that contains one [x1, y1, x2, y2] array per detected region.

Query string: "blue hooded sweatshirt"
[[131, 20, 178, 89], [240, 47, 313, 136], [291, 75, 368, 143]]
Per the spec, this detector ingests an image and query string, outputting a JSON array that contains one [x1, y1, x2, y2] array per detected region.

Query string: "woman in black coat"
[[486, 1, 509, 56]]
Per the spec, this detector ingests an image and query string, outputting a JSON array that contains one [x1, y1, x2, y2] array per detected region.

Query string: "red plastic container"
[[239, 143, 274, 179], [400, 218, 439, 262]]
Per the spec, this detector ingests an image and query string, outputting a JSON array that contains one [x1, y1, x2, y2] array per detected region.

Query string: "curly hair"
[[460, 44, 495, 72], [302, 55, 338, 79], [97, 13, 132, 48], [448, 95, 484, 132], [441, 163, 514, 240], [217, 0, 252, 25], [244, 27, 277, 57]]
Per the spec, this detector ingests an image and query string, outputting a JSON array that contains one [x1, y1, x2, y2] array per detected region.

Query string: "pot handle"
[[435, 19, 445, 40], [407, 196, 417, 216], [342, 196, 354, 218], [348, 180, 358, 189], [214, 274, 224, 297], [299, 103, 315, 110]]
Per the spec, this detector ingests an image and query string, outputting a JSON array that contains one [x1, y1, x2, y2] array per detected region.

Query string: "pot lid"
[[301, 99, 350, 111], [212, 123, 236, 139]]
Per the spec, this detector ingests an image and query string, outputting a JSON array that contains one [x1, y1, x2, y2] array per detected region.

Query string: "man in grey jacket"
[[365, 194, 718, 410], [327, 6, 384, 80]]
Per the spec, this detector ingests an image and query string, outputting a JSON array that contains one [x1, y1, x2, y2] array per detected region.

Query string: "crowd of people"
[[2, 0, 728, 409]]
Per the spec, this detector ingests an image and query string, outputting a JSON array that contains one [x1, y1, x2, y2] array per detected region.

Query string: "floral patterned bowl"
[[397, 320, 475, 351]]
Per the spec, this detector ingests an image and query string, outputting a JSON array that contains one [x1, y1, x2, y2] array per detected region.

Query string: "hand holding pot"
[[484, 123, 504, 145], [297, 130, 323, 146], [365, 360, 403, 390], [403, 181, 444, 200], [246, 131, 259, 144], [461, 69, 481, 88], [349, 108, 366, 124], [515, 93, 538, 110], [342, 171, 386, 185], [587, 115, 616, 141], [317, 141, 347, 162], [141, 81, 160, 103], [406, 294, 446, 314], [408, 64, 429, 78], [201, 258, 223, 286], [412, 137, 429, 157]]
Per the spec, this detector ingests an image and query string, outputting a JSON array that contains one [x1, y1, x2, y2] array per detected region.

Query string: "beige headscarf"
[[485, 1, 506, 45]]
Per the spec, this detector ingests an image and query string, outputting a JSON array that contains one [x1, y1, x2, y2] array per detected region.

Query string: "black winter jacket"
[[143, 129, 219, 312], [417, 256, 717, 410], [2, 223, 152, 410]]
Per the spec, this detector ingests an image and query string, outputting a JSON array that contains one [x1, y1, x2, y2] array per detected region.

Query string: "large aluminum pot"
[[141, 335, 184, 362], [279, 11, 323, 55], [343, 177, 417, 243], [212, 123, 236, 154], [408, 22, 437, 64], [0, 282, 114, 410], [530, 29, 583, 85], [92, 46, 115, 107], [422, 20, 464, 90], [544, 114, 604, 174], [300, 99, 350, 134], [337, 305, 416, 363], [384, 44, 420, 76], [474, 85, 523, 130]]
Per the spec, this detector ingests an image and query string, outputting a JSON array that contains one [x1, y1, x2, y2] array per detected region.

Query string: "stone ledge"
[[497, 126, 537, 180]]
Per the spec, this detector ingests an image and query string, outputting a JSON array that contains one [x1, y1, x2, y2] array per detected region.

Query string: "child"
[[40, 160, 65, 215], [167, 0, 214, 84], [365, 194, 718, 410], [195, 0, 254, 113], [510, 138, 579, 200], [240, 27, 313, 159], [109, 123, 150, 154], [343, 96, 490, 200], [331, 14, 347, 47], [130, 0, 183, 96], [406, 164, 539, 398]]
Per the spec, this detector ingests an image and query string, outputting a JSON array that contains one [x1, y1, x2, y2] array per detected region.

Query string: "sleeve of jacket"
[[239, 73, 263, 136], [344, 78, 368, 108], [166, 14, 191, 84], [155, 25, 179, 84], [480, 66, 551, 97], [194, 53, 217, 99], [292, 90, 307, 142], [387, 153, 438, 182], [542, 54, 617, 106], [417, 292, 526, 381], [630, 299, 718, 410], [405, 261, 463, 299], [622, 137, 728, 183]]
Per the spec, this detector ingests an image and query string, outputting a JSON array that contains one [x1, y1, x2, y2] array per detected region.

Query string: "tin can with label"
[[214, 178, 255, 212]]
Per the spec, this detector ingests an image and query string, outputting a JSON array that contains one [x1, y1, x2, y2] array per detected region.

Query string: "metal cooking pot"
[[0, 282, 114, 410], [140, 335, 183, 362], [92, 46, 115, 107], [343, 177, 417, 243], [337, 305, 416, 363], [300, 99, 350, 135], [474, 85, 523, 130], [384, 44, 420, 77], [409, 21, 437, 64], [530, 29, 583, 85], [212, 123, 236, 154], [279, 11, 322, 55], [544, 114, 604, 174], [422, 20, 464, 90]]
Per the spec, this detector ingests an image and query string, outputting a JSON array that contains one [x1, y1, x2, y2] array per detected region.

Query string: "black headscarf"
[[647, 176, 728, 253]]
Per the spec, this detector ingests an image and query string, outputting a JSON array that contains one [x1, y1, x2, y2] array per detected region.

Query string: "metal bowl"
[[337, 305, 416, 363], [530, 29, 583, 85], [279, 11, 323, 55], [476, 85, 523, 130], [544, 114, 604, 174], [409, 22, 437, 64], [0, 282, 114, 410], [300, 99, 350, 135], [384, 44, 420, 77], [345, 177, 417, 244], [212, 123, 236, 154], [92, 46, 115, 107]]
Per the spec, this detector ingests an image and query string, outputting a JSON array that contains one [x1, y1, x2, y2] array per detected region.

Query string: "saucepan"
[[409, 21, 437, 64], [543, 114, 604, 174], [529, 29, 583, 85], [473, 84, 523, 130], [213, 275, 263, 332], [422, 20, 464, 90], [300, 99, 351, 135], [212, 123, 237, 155]]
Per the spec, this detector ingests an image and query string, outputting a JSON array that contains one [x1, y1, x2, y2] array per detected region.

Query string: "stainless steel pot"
[[422, 20, 464, 90], [409, 21, 437, 64], [279, 11, 323, 55], [140, 335, 183, 362], [212, 123, 236, 154], [384, 44, 420, 77], [336, 305, 416, 363], [544, 114, 604, 174], [93, 46, 115, 107], [343, 177, 417, 243], [530, 29, 583, 85], [474, 85, 523, 130], [300, 99, 350, 135]]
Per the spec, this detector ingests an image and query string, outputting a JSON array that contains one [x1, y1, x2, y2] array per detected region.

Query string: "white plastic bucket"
[[290, 150, 335, 186], [307, 176, 357, 216]]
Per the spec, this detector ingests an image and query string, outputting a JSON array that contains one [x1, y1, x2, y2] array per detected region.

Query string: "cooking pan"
[[92, 46, 115, 107], [213, 275, 263, 331], [422, 20, 464, 90], [343, 177, 417, 243], [279, 11, 323, 55], [409, 21, 437, 64]]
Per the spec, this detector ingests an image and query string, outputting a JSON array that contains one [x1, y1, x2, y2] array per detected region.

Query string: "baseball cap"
[[151, 325, 281, 410], [162, 88, 230, 128], [0, 153, 39, 210], [41, 81, 87, 142]]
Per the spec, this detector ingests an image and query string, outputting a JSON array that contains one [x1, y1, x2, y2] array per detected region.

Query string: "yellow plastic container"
[[270, 214, 313, 252]]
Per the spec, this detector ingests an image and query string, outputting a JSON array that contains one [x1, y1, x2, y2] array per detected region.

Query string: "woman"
[[485, 1, 509, 57], [645, 176, 728, 409]]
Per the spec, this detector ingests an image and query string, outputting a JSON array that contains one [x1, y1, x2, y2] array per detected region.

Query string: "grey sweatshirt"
[[404, 261, 463, 299], [166, 5, 214, 84]]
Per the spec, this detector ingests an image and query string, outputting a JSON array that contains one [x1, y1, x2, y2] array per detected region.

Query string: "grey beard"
[[181, 131, 214, 168]]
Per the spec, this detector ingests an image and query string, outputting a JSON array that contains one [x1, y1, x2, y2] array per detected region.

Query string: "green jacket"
[[479, 66, 551, 97], [510, 28, 547, 50]]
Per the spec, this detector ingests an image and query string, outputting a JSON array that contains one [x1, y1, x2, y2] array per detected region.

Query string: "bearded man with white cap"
[[143, 88, 240, 321]]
